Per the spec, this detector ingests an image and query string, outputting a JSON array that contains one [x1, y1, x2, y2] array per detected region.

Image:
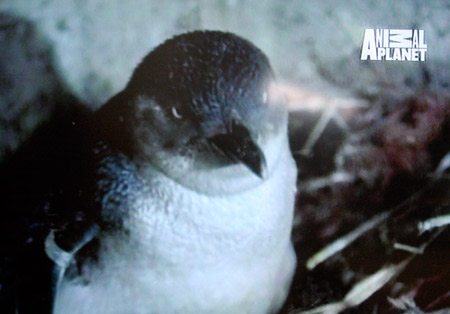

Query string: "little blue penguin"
[[2, 30, 298, 314]]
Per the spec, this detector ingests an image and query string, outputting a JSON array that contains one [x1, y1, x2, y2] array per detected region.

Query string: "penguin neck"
[[134, 131, 288, 197]]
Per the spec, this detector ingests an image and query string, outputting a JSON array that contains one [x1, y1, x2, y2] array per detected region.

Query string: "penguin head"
[[119, 31, 288, 194]]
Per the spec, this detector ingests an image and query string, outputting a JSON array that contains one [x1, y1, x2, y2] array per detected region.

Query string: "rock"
[[0, 13, 65, 158]]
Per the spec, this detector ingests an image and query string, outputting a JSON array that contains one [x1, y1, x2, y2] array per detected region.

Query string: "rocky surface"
[[1, 0, 448, 105], [0, 13, 69, 158]]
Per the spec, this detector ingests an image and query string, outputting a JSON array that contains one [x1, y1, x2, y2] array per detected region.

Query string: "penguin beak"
[[208, 123, 267, 179]]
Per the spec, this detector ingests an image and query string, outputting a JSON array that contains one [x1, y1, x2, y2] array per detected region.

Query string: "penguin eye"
[[171, 107, 183, 119]]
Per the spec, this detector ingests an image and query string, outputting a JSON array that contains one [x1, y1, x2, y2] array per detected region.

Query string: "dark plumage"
[[127, 31, 273, 127], [0, 30, 294, 314]]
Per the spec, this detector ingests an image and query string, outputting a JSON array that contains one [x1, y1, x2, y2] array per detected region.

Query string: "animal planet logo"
[[361, 29, 427, 61]]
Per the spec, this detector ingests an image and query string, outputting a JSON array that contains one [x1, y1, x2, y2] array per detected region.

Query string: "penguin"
[[1, 30, 297, 314]]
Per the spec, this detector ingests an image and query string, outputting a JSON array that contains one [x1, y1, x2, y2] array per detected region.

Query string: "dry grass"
[[280, 83, 450, 314]]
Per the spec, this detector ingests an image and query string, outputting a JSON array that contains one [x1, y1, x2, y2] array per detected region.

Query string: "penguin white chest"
[[53, 151, 297, 314]]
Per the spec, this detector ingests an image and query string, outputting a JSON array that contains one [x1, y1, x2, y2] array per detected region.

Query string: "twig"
[[306, 211, 390, 270]]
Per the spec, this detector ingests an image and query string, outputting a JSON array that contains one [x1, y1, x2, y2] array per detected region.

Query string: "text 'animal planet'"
[[361, 29, 427, 61]]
